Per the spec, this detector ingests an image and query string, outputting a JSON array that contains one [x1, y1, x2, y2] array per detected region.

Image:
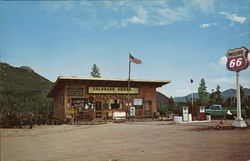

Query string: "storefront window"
[[110, 99, 120, 109], [103, 103, 109, 110], [95, 101, 102, 111]]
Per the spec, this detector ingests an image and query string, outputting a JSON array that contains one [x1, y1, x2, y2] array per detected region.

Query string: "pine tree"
[[224, 97, 230, 107], [240, 85, 244, 100], [209, 90, 216, 105], [91, 64, 101, 78], [198, 78, 208, 105], [169, 96, 174, 106], [215, 85, 223, 104]]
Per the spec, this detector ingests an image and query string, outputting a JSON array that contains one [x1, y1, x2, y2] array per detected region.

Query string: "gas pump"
[[130, 106, 136, 121], [183, 106, 189, 122], [198, 106, 206, 120]]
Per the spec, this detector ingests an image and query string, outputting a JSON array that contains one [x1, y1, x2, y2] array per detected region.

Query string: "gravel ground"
[[1, 119, 250, 161]]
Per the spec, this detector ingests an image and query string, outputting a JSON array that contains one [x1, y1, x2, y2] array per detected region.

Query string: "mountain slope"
[[157, 92, 170, 103], [174, 88, 250, 102], [221, 88, 250, 100], [0, 62, 53, 92], [174, 93, 199, 102]]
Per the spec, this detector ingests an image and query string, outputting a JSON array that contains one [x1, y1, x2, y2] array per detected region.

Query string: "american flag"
[[129, 54, 142, 64]]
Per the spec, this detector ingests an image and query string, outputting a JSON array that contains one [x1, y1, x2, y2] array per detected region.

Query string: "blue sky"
[[1, 0, 249, 97]]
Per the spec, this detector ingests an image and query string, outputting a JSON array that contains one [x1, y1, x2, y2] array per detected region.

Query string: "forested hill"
[[0, 62, 53, 92], [157, 92, 170, 103], [0, 62, 54, 118]]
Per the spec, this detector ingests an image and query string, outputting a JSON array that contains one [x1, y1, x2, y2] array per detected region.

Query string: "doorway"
[[144, 100, 152, 116], [95, 101, 102, 118]]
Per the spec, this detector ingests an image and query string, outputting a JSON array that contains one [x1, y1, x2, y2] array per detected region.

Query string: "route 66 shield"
[[226, 47, 249, 72]]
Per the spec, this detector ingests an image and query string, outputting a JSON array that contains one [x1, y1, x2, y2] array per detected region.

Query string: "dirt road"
[[1, 119, 250, 161]]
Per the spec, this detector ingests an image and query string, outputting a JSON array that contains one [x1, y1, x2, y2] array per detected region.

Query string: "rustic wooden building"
[[48, 76, 170, 122]]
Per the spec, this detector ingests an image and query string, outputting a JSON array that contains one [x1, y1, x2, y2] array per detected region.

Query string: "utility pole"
[[190, 79, 194, 120]]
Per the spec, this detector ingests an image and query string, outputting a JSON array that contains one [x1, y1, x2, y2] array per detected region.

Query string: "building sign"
[[67, 87, 83, 96], [88, 87, 139, 94], [134, 98, 143, 106], [130, 107, 136, 117], [226, 46, 249, 72], [225, 47, 249, 127]]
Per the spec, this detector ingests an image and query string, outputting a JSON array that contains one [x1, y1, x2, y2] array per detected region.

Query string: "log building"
[[48, 76, 170, 123]]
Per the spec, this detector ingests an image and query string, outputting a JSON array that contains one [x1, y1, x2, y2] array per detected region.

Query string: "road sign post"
[[226, 46, 249, 127]]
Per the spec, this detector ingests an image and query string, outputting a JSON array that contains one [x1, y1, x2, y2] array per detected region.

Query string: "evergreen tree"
[[215, 85, 223, 104], [240, 85, 244, 100], [198, 78, 208, 105], [244, 95, 250, 117], [224, 97, 234, 107], [91, 64, 101, 78], [239, 85, 249, 109], [169, 96, 174, 106], [157, 101, 167, 116], [208, 92, 215, 105]]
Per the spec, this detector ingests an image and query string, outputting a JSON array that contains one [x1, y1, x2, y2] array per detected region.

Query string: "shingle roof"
[[47, 76, 171, 97]]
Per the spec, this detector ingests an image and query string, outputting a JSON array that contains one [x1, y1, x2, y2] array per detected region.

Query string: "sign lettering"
[[88, 87, 139, 94], [226, 47, 249, 72], [67, 87, 84, 96]]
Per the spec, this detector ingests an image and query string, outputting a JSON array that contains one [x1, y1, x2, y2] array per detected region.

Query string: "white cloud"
[[153, 7, 189, 26], [107, 3, 190, 28], [208, 55, 227, 72], [208, 54, 250, 89], [200, 24, 210, 28], [199, 22, 217, 28], [103, 20, 119, 30], [68, 16, 101, 28], [103, 20, 127, 30], [126, 7, 147, 24], [127, 16, 145, 24], [52, 1, 207, 29], [208, 55, 231, 80], [219, 12, 247, 24], [219, 56, 227, 66], [68, 17, 86, 27], [192, 0, 215, 12], [103, 0, 215, 28]]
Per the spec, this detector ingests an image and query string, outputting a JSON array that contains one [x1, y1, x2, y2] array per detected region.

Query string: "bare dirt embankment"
[[1, 119, 250, 161]]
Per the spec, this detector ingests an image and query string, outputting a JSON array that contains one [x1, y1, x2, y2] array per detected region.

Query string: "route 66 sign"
[[226, 47, 249, 72]]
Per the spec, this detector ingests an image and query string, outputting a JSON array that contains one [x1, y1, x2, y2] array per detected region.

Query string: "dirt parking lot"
[[1, 119, 250, 161]]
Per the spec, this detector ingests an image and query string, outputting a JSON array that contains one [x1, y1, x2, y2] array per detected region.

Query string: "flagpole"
[[190, 79, 194, 121], [127, 53, 142, 120], [128, 53, 131, 117]]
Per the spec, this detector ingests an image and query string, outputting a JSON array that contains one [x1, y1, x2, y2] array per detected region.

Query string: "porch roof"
[[47, 76, 171, 97]]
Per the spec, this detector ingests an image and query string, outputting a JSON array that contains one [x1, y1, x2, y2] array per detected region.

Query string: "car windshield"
[[211, 106, 220, 110]]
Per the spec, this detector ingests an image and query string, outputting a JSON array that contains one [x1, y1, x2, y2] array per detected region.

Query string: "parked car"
[[205, 104, 246, 118]]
